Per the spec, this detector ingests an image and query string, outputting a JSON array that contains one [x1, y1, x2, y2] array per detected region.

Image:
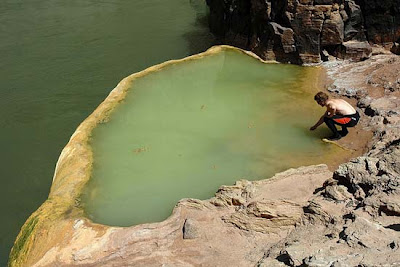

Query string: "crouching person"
[[310, 91, 360, 141]]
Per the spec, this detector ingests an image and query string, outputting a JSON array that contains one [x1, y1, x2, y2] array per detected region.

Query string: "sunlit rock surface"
[[9, 47, 400, 267]]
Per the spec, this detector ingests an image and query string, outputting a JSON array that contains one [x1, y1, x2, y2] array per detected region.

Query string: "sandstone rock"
[[327, 84, 365, 98], [321, 10, 344, 46], [336, 41, 372, 61], [334, 140, 400, 219], [324, 185, 353, 201], [222, 200, 303, 234], [340, 216, 396, 249], [364, 57, 400, 92], [334, 157, 381, 191], [379, 202, 400, 216], [357, 96, 372, 108], [15, 163, 334, 267], [371, 44, 393, 55], [291, 5, 325, 63], [269, 22, 296, 53], [213, 179, 255, 207], [182, 218, 200, 239], [303, 200, 334, 224], [364, 97, 399, 117]]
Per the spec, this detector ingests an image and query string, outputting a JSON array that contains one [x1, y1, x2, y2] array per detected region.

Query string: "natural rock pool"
[[82, 47, 348, 226], [2, 0, 214, 263]]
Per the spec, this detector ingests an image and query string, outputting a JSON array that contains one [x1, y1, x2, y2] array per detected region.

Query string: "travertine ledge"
[[9, 47, 400, 267]]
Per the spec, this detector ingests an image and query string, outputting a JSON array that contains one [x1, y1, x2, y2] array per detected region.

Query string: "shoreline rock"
[[257, 54, 400, 266], [8, 47, 400, 266], [21, 165, 335, 267]]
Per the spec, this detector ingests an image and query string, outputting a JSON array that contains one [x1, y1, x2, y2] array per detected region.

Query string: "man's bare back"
[[310, 92, 360, 140], [325, 99, 356, 117]]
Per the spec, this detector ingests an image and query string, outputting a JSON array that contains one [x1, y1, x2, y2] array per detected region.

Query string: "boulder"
[[336, 41, 372, 61], [364, 97, 400, 117], [290, 5, 326, 63], [321, 10, 344, 46], [269, 22, 296, 53], [182, 219, 200, 239]]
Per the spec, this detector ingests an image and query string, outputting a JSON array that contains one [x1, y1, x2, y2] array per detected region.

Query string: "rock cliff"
[[206, 0, 400, 63]]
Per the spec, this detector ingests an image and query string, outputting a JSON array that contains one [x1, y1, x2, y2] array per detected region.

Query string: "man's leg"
[[331, 112, 359, 138], [324, 116, 341, 140], [340, 126, 348, 137]]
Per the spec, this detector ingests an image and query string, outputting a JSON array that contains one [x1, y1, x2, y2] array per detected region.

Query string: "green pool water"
[[83, 49, 340, 226], [2, 0, 214, 263]]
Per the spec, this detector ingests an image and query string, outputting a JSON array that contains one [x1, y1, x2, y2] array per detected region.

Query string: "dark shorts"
[[330, 111, 360, 127]]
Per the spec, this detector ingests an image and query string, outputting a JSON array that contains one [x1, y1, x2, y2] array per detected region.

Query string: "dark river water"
[[0, 0, 214, 264]]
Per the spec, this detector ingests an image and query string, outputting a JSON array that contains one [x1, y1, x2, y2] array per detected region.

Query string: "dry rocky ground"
[[256, 52, 400, 266], [19, 53, 399, 267]]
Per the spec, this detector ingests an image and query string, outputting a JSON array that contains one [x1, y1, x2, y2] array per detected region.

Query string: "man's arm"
[[310, 107, 333, 130], [310, 114, 325, 130]]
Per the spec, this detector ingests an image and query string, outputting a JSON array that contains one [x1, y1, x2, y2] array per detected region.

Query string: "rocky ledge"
[[206, 0, 400, 64], [9, 48, 400, 266], [257, 53, 400, 266]]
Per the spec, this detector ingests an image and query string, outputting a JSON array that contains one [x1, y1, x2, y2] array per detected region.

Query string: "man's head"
[[314, 91, 329, 107]]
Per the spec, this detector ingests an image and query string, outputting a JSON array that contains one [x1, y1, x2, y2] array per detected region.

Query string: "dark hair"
[[314, 91, 329, 103]]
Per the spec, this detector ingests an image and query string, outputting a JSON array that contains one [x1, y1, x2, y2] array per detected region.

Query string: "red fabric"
[[333, 117, 351, 124]]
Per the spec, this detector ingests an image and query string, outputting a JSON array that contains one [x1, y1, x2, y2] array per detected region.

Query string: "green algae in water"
[[83, 49, 340, 226]]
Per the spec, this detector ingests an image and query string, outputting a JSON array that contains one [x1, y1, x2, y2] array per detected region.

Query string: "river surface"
[[0, 0, 214, 264]]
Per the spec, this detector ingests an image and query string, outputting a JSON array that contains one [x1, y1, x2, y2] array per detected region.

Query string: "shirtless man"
[[310, 91, 360, 140]]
